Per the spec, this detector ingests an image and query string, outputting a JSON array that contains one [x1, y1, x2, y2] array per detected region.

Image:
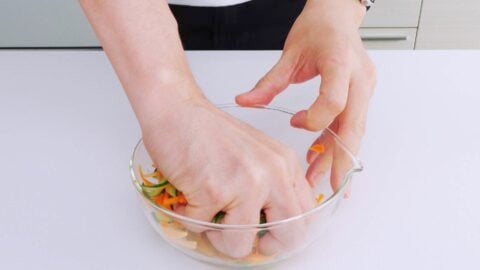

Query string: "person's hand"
[[80, 0, 315, 258], [142, 95, 315, 258], [236, 0, 376, 195]]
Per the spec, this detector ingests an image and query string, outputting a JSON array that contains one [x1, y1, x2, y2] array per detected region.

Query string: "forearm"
[[79, 0, 202, 129]]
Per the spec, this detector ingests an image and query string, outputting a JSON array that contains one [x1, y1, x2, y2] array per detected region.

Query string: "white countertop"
[[0, 50, 479, 269]]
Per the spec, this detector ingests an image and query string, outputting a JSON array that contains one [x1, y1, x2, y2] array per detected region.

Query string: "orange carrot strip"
[[138, 165, 155, 186], [177, 193, 187, 205], [144, 171, 163, 178], [152, 192, 167, 205], [163, 197, 180, 208], [159, 192, 170, 208], [310, 144, 326, 154]]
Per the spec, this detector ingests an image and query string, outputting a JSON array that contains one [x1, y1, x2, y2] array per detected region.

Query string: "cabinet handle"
[[361, 35, 408, 41]]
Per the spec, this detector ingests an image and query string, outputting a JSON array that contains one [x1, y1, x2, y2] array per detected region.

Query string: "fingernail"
[[290, 117, 302, 128]]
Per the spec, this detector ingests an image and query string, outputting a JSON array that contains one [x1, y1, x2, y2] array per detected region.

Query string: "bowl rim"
[[129, 104, 363, 230]]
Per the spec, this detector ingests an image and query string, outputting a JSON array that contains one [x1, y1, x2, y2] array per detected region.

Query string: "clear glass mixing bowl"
[[129, 104, 363, 268]]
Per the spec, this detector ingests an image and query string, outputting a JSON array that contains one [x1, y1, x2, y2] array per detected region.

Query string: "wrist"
[[305, 0, 366, 30], [129, 74, 208, 134]]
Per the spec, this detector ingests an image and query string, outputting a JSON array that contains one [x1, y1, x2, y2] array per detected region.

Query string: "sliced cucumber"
[[141, 181, 168, 197], [260, 211, 266, 224], [212, 211, 226, 224], [258, 210, 267, 237], [211, 210, 267, 225], [165, 184, 178, 197]]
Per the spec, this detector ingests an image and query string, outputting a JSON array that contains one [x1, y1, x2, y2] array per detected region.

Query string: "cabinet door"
[[416, 0, 480, 49], [0, 0, 99, 47], [360, 28, 417, 50], [362, 0, 422, 28]]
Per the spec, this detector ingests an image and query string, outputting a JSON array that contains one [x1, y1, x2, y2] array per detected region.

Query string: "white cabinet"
[[0, 0, 424, 49], [0, 0, 421, 49], [416, 0, 480, 49], [0, 0, 99, 47], [359, 0, 422, 49], [361, 0, 422, 28], [1, 0, 479, 49], [0, 0, 98, 47]]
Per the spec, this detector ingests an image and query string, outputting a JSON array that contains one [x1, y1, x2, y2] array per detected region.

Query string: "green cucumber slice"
[[211, 210, 267, 227], [212, 211, 226, 224], [141, 181, 168, 197], [165, 184, 178, 197]]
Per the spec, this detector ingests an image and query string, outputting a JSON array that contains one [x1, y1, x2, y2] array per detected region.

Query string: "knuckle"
[[327, 98, 345, 114], [304, 112, 324, 131], [319, 49, 351, 70], [204, 181, 230, 207], [323, 94, 346, 114], [259, 75, 281, 91], [325, 56, 349, 68], [244, 173, 266, 191], [266, 155, 293, 185], [269, 153, 288, 170]]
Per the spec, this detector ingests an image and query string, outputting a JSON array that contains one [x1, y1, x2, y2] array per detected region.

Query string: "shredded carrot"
[[163, 197, 181, 208], [177, 193, 187, 205], [138, 165, 155, 186], [310, 144, 326, 154], [152, 193, 168, 205], [316, 193, 325, 204]]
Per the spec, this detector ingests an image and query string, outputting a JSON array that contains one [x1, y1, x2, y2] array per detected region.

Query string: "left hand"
[[236, 0, 376, 195]]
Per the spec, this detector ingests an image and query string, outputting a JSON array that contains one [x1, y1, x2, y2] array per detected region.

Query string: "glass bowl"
[[129, 104, 363, 268]]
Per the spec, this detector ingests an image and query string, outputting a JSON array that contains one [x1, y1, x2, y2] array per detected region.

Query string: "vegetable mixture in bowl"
[[130, 104, 362, 268]]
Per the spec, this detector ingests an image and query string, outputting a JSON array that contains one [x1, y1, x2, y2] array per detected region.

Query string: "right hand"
[[141, 94, 316, 258]]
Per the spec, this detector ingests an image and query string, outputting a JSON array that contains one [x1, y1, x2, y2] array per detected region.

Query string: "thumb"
[[236, 56, 293, 106]]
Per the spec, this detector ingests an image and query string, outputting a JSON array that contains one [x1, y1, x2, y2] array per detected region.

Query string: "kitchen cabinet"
[[361, 0, 422, 28], [0, 0, 420, 49], [416, 0, 480, 49], [1, 0, 479, 49], [359, 0, 422, 50], [0, 0, 98, 47]]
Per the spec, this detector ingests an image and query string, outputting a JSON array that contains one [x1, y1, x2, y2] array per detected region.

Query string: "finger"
[[305, 122, 335, 164], [175, 204, 219, 233], [235, 55, 294, 106], [290, 64, 350, 131], [206, 203, 261, 258], [307, 136, 326, 164], [331, 79, 371, 196], [306, 145, 333, 187], [294, 171, 316, 212], [258, 190, 306, 256]]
